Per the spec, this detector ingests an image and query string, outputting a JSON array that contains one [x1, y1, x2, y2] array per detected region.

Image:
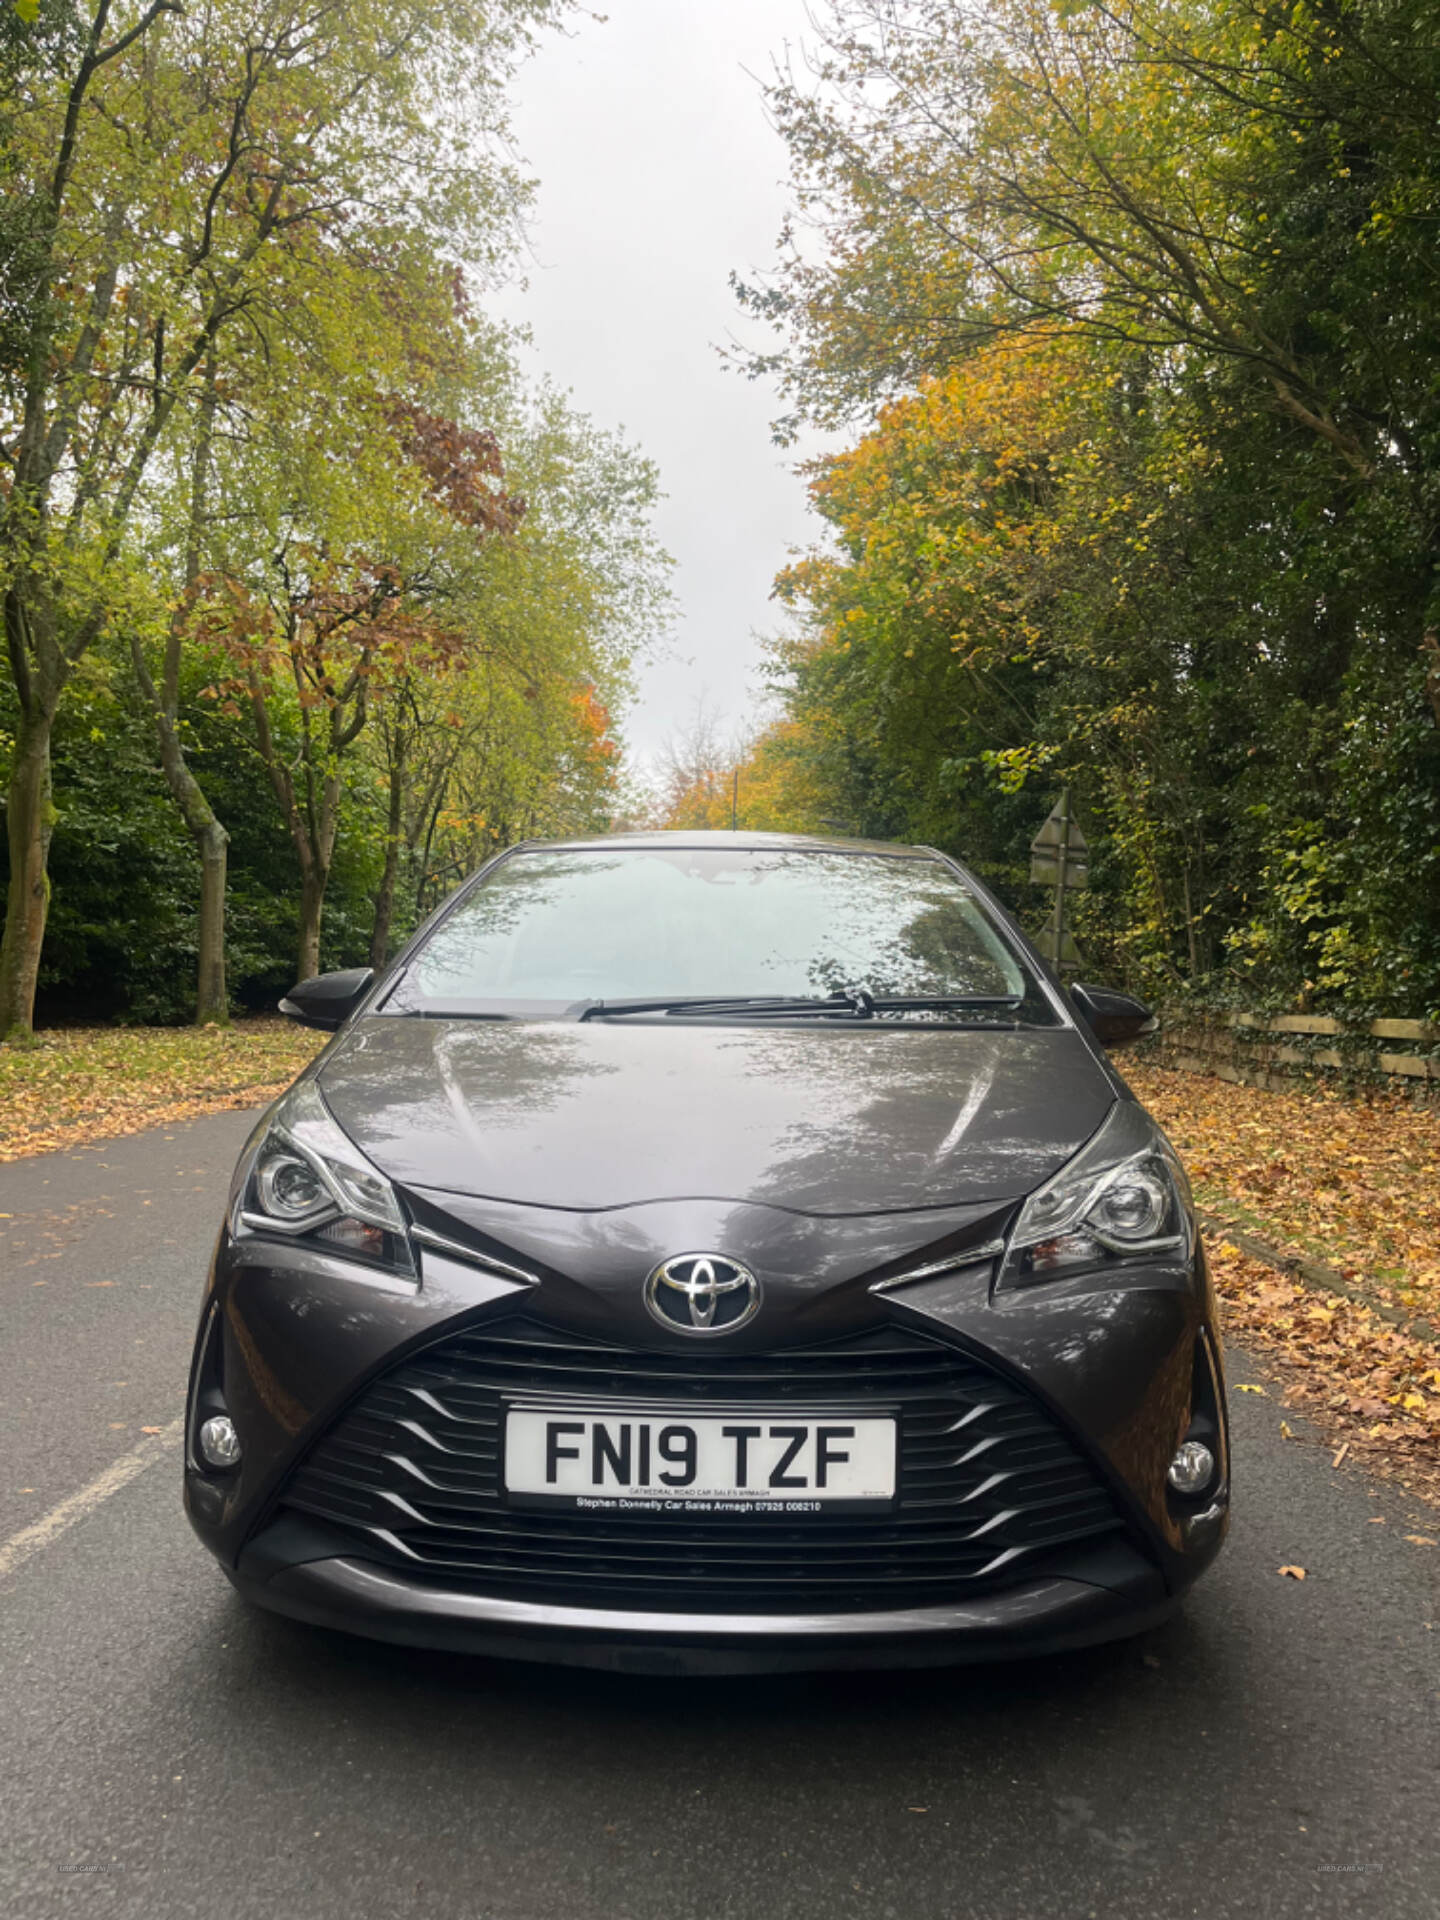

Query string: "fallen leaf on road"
[[1236, 1384, 1266, 1395], [1280, 1420, 1294, 1437], [140, 1426, 163, 1435], [1277, 1566, 1308, 1579], [1404, 1535, 1437, 1547]]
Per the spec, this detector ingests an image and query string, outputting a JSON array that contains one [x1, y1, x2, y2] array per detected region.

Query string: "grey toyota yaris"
[[184, 831, 1228, 1674]]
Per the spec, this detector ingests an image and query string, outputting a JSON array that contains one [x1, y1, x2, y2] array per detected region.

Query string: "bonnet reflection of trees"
[[336, 1019, 620, 1156], [733, 1024, 1102, 1214]]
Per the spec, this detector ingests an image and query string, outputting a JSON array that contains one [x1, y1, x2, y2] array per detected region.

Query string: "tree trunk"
[[0, 705, 56, 1041], [195, 819, 229, 1023], [297, 865, 328, 984], [128, 632, 231, 1024], [143, 769, 230, 1024], [370, 759, 405, 970], [246, 665, 334, 986], [294, 762, 342, 983]]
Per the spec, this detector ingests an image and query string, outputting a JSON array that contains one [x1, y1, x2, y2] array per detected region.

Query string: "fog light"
[[1167, 1439, 1215, 1496], [198, 1415, 241, 1470]]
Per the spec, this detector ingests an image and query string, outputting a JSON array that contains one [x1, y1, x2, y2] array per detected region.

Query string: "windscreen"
[[404, 847, 1032, 1007]]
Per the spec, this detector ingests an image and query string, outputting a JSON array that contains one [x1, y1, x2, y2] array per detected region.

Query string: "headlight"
[[239, 1080, 413, 1273], [999, 1101, 1192, 1289], [255, 1152, 331, 1225]]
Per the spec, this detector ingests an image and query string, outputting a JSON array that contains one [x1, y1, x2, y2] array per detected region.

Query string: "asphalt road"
[[2, 1111, 1438, 1920]]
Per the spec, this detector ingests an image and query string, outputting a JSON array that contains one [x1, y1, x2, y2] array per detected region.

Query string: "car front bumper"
[[228, 1513, 1180, 1675], [187, 1217, 1229, 1672]]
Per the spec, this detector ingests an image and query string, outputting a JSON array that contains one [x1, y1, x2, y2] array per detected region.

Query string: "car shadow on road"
[[142, 1575, 1417, 1916], [218, 1583, 1230, 1752]]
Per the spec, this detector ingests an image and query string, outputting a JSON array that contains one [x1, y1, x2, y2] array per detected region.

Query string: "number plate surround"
[[502, 1398, 899, 1516]]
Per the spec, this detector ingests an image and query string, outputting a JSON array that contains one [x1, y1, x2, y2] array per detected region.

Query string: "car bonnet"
[[317, 1016, 1114, 1217]]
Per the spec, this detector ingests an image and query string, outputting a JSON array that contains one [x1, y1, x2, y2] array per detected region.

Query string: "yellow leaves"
[[1277, 1566, 1307, 1580], [1235, 1383, 1266, 1395]]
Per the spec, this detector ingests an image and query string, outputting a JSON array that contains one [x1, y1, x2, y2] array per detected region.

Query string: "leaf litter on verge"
[[1130, 1061, 1439, 1327], [0, 1020, 325, 1161], [1125, 1061, 1439, 1502], [1205, 1233, 1440, 1504]]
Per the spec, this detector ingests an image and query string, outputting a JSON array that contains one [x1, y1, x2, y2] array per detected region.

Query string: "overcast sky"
[[493, 0, 827, 764]]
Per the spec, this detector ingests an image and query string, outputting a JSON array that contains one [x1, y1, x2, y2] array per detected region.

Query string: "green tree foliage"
[[0, 0, 554, 1036], [0, 364, 664, 1022], [0, 0, 671, 1029], [734, 0, 1440, 1015]]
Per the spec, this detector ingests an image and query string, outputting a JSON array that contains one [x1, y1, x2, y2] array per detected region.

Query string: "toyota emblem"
[[644, 1253, 761, 1335]]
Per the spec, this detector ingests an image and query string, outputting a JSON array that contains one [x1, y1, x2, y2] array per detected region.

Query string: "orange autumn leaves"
[[0, 1022, 325, 1161], [1128, 1062, 1440, 1326], [776, 335, 1098, 678], [1206, 1237, 1440, 1502], [1131, 1060, 1440, 1491]]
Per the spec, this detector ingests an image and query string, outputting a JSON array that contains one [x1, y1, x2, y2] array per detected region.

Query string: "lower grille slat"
[[280, 1316, 1129, 1613]]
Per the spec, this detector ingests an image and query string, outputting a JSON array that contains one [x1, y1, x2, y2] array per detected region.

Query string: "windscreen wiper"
[[578, 990, 868, 1021], [578, 988, 1023, 1021]]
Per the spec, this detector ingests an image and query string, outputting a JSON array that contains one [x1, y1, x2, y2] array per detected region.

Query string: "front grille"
[[279, 1317, 1129, 1613]]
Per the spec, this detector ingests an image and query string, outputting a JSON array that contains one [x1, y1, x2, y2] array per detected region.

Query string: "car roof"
[[501, 829, 940, 860]]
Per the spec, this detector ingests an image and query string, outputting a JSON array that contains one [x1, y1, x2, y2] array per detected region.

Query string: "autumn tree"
[[653, 697, 746, 829], [663, 710, 831, 836], [364, 391, 665, 952], [193, 402, 521, 979]]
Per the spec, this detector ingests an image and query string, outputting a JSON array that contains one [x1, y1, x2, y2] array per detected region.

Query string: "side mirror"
[[1070, 981, 1156, 1048], [278, 967, 375, 1032]]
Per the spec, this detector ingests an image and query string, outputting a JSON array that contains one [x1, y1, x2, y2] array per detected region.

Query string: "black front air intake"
[[277, 1317, 1130, 1613]]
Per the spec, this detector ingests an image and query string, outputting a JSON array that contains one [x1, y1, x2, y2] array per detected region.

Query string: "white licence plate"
[[504, 1407, 898, 1514]]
